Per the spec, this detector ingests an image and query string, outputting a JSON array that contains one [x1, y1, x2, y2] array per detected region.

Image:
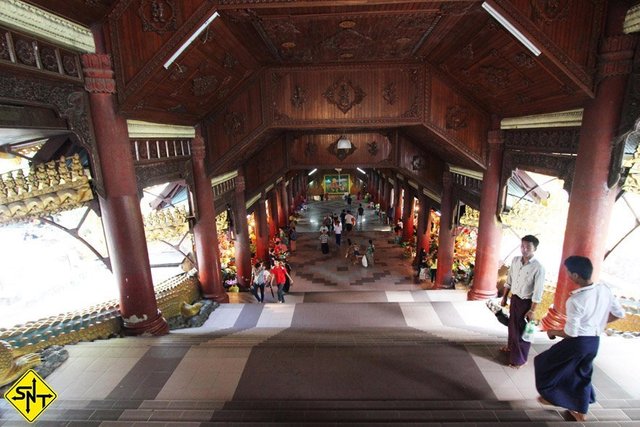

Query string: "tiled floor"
[[2, 200, 639, 425]]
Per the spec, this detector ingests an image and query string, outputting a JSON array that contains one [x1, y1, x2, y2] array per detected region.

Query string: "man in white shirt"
[[500, 235, 545, 368], [535, 256, 625, 422]]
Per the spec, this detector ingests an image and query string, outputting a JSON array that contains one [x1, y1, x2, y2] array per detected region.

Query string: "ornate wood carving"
[[327, 138, 357, 161], [223, 52, 238, 69], [15, 39, 36, 66], [411, 154, 426, 171], [598, 35, 636, 83], [81, 54, 116, 94], [383, 82, 397, 105], [40, 46, 59, 73], [224, 110, 246, 138], [504, 128, 580, 154], [457, 44, 474, 61], [445, 105, 469, 130], [0, 30, 9, 61], [304, 140, 317, 158], [481, 66, 510, 89], [0, 70, 104, 197], [367, 141, 378, 156], [135, 159, 189, 191], [192, 75, 218, 96], [502, 151, 576, 198], [138, 0, 178, 34], [323, 77, 366, 114], [291, 85, 306, 109], [514, 52, 535, 69], [530, 0, 570, 24]]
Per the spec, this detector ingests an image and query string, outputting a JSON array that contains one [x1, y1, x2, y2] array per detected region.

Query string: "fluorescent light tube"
[[357, 168, 366, 174], [164, 11, 220, 69], [481, 2, 541, 56], [308, 168, 317, 176]]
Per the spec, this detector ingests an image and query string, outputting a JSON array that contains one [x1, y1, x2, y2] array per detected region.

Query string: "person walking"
[[365, 239, 375, 267], [270, 260, 293, 303], [319, 230, 330, 254], [500, 235, 546, 368], [333, 218, 342, 246], [250, 262, 267, 303], [535, 256, 625, 421]]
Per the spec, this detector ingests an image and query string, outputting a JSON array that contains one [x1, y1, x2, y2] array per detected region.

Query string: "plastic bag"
[[361, 255, 368, 267], [522, 320, 536, 343]]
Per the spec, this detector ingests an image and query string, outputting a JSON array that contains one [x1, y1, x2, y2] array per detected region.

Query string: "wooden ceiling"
[[21, 0, 608, 176]]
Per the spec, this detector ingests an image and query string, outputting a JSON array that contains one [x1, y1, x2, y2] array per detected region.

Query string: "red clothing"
[[271, 265, 286, 284]]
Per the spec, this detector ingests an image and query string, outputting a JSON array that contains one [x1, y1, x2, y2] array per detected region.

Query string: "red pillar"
[[190, 133, 228, 303], [402, 187, 415, 242], [233, 170, 252, 288], [277, 181, 288, 227], [255, 196, 270, 263], [82, 53, 168, 335], [415, 193, 433, 264], [468, 129, 504, 300], [435, 171, 455, 289], [542, 1, 635, 330], [268, 189, 279, 238], [287, 178, 295, 214], [394, 181, 403, 224]]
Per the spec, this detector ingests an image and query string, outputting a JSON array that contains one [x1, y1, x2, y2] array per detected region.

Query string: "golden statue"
[[0, 340, 41, 387]]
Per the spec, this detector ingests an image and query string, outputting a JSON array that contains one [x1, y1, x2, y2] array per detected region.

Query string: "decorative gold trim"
[[0, 0, 94, 52], [501, 109, 583, 129], [624, 3, 640, 34], [143, 206, 189, 242], [0, 154, 93, 225], [449, 165, 484, 181], [246, 193, 260, 209], [211, 170, 238, 187], [127, 120, 195, 139]]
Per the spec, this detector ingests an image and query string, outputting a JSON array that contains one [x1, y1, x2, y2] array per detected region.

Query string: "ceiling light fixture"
[[163, 11, 220, 69], [336, 136, 352, 150], [308, 168, 318, 176], [481, 2, 541, 56], [357, 167, 366, 174]]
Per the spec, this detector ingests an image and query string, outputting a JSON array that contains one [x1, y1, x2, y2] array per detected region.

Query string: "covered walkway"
[[2, 201, 639, 425]]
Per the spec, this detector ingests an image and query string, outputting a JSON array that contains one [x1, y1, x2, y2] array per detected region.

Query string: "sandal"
[[499, 346, 510, 353], [568, 410, 587, 421]]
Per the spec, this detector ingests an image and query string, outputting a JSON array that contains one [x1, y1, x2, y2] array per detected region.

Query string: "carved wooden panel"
[[397, 135, 445, 195], [248, 9, 442, 63], [204, 79, 266, 169], [135, 158, 190, 191], [288, 133, 393, 169], [428, 72, 489, 159], [269, 64, 425, 126], [0, 26, 82, 80], [244, 135, 286, 196], [501, 151, 576, 198], [108, 1, 261, 123], [0, 70, 104, 197], [504, 128, 580, 154]]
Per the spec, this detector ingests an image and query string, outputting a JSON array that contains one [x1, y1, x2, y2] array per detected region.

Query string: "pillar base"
[[467, 287, 497, 301], [122, 310, 169, 336], [204, 292, 230, 303], [540, 306, 567, 331]]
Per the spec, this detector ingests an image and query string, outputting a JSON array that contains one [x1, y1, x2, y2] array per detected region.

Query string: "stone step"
[[4, 399, 635, 424]]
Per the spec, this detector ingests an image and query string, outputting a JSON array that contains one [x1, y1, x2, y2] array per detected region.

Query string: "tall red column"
[[468, 128, 504, 300], [233, 170, 252, 288], [268, 189, 279, 239], [542, 1, 635, 330], [277, 181, 288, 227], [82, 53, 168, 335], [255, 196, 270, 263], [190, 133, 228, 303], [383, 177, 391, 212], [402, 187, 415, 242], [435, 171, 455, 289], [287, 178, 295, 213], [415, 193, 433, 264], [394, 180, 403, 224]]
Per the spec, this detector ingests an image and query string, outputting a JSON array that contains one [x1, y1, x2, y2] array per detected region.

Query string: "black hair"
[[563, 256, 593, 281], [522, 234, 540, 249]]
